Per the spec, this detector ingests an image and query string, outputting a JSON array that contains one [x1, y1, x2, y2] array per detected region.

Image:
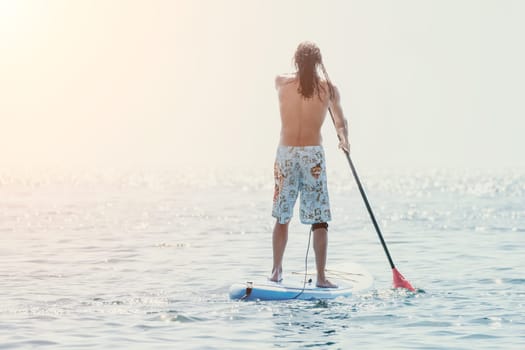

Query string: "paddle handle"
[[328, 108, 396, 269]]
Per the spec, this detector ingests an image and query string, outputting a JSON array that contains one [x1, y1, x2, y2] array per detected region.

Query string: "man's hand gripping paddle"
[[328, 108, 416, 292]]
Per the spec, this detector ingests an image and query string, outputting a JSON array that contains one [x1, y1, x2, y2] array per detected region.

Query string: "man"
[[270, 42, 349, 288]]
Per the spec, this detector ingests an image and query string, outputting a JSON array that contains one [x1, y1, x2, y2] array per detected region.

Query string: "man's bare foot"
[[269, 268, 283, 283], [316, 279, 338, 288]]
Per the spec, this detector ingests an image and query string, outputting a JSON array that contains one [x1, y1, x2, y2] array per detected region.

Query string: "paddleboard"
[[229, 262, 373, 301]]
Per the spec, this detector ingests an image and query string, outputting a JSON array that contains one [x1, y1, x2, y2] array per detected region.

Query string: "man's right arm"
[[328, 85, 349, 153], [275, 75, 282, 90], [275, 74, 288, 90]]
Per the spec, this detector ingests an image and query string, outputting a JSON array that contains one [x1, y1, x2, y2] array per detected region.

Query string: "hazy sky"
[[1, 0, 524, 172]]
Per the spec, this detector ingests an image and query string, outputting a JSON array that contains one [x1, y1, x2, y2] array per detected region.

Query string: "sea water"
[[0, 166, 524, 349]]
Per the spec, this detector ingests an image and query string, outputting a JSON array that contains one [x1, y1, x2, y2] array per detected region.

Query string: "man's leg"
[[312, 223, 337, 288], [270, 220, 289, 282]]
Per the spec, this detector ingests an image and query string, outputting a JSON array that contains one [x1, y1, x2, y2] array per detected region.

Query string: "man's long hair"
[[293, 42, 334, 100]]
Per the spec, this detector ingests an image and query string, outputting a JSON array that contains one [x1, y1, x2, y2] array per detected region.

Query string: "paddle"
[[328, 108, 416, 291]]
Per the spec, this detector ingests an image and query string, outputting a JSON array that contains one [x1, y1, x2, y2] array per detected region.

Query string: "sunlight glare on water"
[[0, 167, 524, 349]]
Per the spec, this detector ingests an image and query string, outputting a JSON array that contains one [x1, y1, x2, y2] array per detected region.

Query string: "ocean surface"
[[1, 165, 524, 349]]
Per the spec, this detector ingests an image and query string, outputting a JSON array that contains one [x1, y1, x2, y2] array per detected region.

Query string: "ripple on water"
[[146, 310, 207, 323], [0, 340, 60, 349]]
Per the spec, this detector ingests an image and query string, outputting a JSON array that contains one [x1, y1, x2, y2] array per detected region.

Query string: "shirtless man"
[[270, 42, 349, 288]]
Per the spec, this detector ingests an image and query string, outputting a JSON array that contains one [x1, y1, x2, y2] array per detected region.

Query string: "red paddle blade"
[[392, 267, 415, 291]]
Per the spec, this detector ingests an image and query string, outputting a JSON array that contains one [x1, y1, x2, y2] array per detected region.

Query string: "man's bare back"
[[275, 73, 349, 151]]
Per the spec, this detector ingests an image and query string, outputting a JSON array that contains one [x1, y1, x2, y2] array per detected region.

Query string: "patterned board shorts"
[[272, 145, 332, 224]]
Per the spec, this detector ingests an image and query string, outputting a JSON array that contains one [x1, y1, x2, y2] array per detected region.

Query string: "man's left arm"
[[328, 85, 349, 153]]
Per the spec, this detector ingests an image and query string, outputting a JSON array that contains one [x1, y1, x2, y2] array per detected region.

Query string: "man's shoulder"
[[319, 78, 337, 89], [275, 73, 296, 88], [320, 79, 340, 100]]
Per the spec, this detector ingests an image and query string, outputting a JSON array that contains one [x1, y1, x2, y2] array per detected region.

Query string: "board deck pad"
[[229, 262, 373, 301]]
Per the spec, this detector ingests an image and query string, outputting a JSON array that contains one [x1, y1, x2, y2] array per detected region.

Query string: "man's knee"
[[275, 219, 290, 227], [312, 222, 328, 231]]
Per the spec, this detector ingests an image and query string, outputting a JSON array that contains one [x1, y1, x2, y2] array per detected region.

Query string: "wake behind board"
[[229, 262, 373, 301]]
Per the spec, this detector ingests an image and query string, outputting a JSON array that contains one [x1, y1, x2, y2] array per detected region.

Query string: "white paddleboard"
[[229, 262, 373, 301]]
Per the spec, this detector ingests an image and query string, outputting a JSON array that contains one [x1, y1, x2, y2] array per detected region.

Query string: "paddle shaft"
[[328, 108, 396, 269]]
